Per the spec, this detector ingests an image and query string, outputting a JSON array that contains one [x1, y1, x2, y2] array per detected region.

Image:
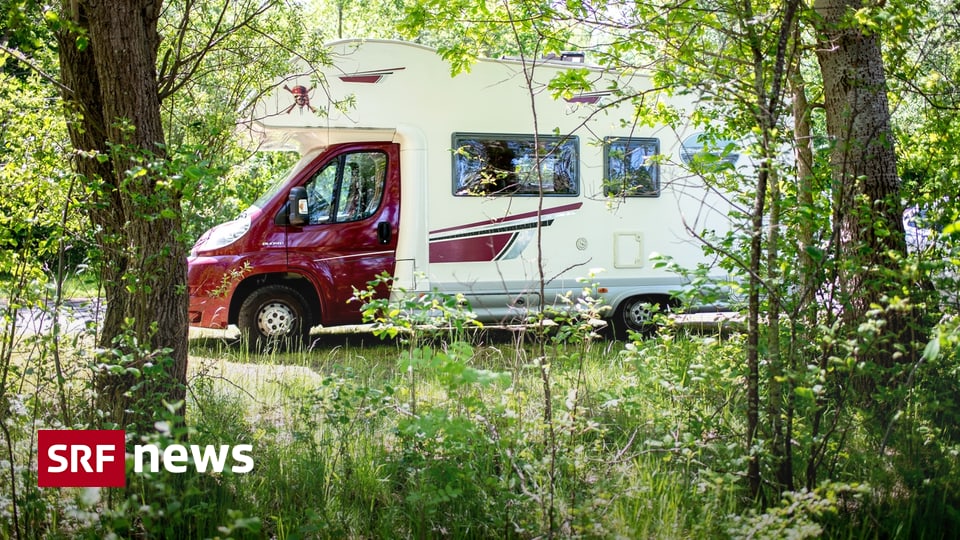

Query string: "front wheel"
[[610, 296, 669, 340], [237, 285, 311, 353]]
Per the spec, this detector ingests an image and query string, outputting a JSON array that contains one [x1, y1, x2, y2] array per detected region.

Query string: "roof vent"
[[538, 51, 586, 63], [560, 52, 585, 63]]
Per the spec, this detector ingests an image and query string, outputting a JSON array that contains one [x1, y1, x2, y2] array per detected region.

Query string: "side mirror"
[[288, 187, 308, 226]]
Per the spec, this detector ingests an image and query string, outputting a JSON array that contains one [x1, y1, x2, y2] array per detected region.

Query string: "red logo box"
[[38, 430, 126, 487]]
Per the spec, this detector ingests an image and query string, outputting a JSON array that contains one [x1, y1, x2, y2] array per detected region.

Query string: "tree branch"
[[0, 42, 72, 95]]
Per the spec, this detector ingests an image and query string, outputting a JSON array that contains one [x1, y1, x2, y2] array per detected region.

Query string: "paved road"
[[3, 298, 103, 336]]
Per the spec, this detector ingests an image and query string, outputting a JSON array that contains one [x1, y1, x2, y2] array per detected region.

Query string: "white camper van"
[[187, 39, 734, 348]]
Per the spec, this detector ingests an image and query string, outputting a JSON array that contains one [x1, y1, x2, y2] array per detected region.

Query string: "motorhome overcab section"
[[187, 39, 737, 349]]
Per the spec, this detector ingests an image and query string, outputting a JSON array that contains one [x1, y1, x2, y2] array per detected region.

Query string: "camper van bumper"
[[188, 295, 230, 330], [187, 256, 234, 329]]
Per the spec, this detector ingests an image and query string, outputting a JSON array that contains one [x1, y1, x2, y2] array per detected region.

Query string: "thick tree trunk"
[[814, 0, 906, 317], [58, 0, 188, 430], [812, 1, 922, 460], [56, 14, 128, 339]]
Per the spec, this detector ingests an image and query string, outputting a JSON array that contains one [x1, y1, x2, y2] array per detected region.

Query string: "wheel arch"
[[608, 292, 679, 339], [229, 272, 322, 327], [609, 292, 678, 314]]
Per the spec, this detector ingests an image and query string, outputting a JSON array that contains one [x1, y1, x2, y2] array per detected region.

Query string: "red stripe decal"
[[429, 233, 514, 263], [430, 202, 582, 236], [339, 74, 384, 83], [338, 67, 406, 84]]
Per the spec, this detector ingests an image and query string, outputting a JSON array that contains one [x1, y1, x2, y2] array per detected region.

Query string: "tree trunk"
[[58, 0, 188, 431], [814, 0, 908, 371], [792, 76, 816, 310], [814, 0, 906, 317]]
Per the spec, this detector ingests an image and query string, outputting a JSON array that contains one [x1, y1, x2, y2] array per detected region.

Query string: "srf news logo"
[[37, 430, 254, 488]]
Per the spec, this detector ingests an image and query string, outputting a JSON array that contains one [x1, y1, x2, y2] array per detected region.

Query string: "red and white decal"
[[338, 67, 406, 84], [429, 203, 582, 263]]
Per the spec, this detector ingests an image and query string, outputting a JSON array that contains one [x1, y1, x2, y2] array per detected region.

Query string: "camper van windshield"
[[244, 162, 299, 217]]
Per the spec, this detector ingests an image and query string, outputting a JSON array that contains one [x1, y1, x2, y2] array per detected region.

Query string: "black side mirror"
[[288, 187, 308, 226]]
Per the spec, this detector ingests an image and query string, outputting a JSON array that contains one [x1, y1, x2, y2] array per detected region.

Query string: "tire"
[[237, 285, 311, 353], [610, 296, 668, 340]]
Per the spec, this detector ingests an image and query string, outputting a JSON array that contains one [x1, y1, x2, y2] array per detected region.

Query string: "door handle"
[[377, 221, 392, 244]]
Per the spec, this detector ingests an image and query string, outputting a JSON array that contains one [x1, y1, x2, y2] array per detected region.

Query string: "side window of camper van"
[[452, 133, 578, 197], [603, 137, 660, 198], [336, 152, 387, 222], [305, 162, 337, 224], [303, 151, 387, 225]]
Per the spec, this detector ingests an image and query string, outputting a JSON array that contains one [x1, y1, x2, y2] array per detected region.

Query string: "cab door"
[[286, 142, 401, 326]]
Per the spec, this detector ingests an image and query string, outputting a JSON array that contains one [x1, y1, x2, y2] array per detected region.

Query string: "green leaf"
[[805, 245, 825, 262], [923, 336, 940, 362]]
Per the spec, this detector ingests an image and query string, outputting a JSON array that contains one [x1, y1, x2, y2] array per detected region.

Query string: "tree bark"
[[57, 0, 188, 430], [814, 0, 906, 320]]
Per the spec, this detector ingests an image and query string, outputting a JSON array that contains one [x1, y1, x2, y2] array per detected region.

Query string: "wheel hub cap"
[[256, 301, 296, 337], [627, 302, 654, 327]]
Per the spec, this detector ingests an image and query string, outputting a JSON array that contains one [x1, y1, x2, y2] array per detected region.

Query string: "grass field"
[[2, 314, 958, 538]]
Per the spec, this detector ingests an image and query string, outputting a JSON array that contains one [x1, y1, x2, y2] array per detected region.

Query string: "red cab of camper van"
[[187, 142, 400, 351]]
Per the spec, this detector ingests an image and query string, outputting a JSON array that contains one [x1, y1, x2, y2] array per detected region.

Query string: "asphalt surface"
[[3, 298, 104, 336]]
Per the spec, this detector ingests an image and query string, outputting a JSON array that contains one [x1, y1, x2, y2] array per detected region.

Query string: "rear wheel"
[[610, 296, 669, 340], [237, 285, 311, 353]]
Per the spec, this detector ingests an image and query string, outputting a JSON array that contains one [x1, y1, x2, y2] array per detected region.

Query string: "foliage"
[[728, 483, 870, 540], [155, 0, 322, 243], [305, 0, 410, 42], [0, 65, 86, 274], [4, 278, 960, 537], [398, 0, 578, 73], [3, 0, 960, 537]]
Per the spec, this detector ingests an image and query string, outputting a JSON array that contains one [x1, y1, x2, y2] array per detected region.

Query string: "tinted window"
[[453, 134, 578, 196], [603, 137, 659, 197]]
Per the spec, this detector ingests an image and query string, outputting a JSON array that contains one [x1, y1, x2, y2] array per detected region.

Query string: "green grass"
[[178, 330, 753, 538], [57, 272, 102, 299], [1, 269, 102, 300], [3, 322, 959, 539]]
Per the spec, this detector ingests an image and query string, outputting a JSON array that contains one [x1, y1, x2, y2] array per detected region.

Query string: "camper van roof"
[[244, 38, 639, 151]]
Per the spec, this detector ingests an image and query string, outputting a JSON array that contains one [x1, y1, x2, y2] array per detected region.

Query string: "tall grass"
[[3, 306, 960, 538], [165, 329, 776, 538]]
